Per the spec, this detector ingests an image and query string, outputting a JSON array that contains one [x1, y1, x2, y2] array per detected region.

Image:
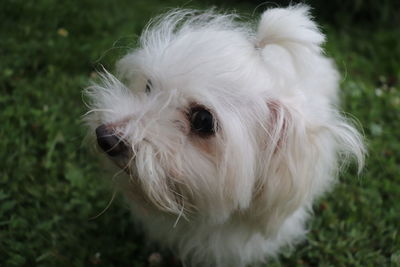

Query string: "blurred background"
[[1, 0, 399, 266]]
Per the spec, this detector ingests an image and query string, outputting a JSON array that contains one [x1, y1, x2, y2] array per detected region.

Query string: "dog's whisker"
[[88, 189, 117, 220], [173, 202, 186, 228]]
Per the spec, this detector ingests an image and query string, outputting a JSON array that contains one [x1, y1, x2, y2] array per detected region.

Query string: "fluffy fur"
[[84, 5, 365, 267]]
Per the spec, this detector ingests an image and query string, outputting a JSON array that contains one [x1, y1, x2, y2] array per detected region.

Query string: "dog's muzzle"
[[95, 124, 127, 157]]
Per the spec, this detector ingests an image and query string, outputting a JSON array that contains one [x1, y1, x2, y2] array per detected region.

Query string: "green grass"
[[1, 0, 399, 266]]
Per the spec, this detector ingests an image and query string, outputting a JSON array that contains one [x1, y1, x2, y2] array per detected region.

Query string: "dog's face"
[[87, 31, 267, 221], [85, 9, 364, 228]]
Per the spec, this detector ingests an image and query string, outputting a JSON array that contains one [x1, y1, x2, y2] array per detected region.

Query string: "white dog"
[[85, 5, 365, 267]]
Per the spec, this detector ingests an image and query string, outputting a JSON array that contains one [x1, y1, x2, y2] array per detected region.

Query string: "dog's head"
[[85, 6, 364, 229]]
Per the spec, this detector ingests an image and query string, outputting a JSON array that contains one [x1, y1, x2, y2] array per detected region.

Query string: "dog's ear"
[[256, 5, 324, 51], [249, 99, 312, 236], [249, 98, 365, 236]]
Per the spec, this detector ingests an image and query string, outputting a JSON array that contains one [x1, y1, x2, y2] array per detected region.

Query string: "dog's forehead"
[[141, 29, 257, 83]]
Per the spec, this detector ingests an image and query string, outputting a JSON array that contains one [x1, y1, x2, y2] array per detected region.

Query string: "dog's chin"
[[106, 152, 133, 175]]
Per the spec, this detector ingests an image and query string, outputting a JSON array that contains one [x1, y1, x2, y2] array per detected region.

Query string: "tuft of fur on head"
[[84, 5, 365, 267]]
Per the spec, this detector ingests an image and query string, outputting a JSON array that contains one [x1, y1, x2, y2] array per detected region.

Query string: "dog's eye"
[[145, 80, 152, 94], [190, 108, 215, 136]]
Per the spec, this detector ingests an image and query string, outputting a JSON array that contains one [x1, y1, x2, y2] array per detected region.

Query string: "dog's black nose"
[[95, 124, 126, 157]]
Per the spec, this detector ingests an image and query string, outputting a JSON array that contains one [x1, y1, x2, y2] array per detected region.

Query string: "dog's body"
[[85, 5, 365, 267]]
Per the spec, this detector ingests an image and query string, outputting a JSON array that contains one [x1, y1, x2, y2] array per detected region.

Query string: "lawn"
[[1, 0, 399, 266]]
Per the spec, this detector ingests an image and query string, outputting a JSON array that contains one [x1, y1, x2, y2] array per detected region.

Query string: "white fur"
[[85, 5, 365, 267]]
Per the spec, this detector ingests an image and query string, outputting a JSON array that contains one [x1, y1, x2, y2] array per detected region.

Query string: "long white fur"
[[85, 5, 365, 267]]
